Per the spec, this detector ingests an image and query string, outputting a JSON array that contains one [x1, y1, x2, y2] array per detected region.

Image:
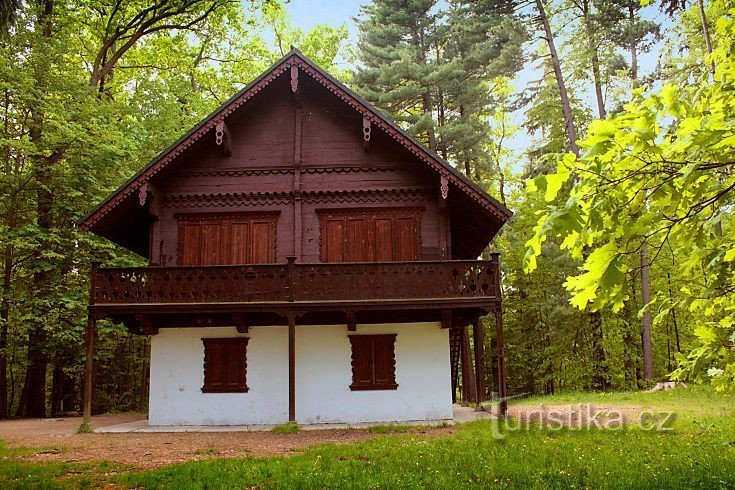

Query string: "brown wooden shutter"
[[349, 334, 398, 391], [178, 213, 277, 266], [251, 218, 275, 264], [323, 218, 345, 263], [202, 338, 249, 393], [345, 216, 371, 262], [393, 217, 419, 261], [374, 217, 394, 261], [319, 208, 421, 263], [373, 335, 398, 387]]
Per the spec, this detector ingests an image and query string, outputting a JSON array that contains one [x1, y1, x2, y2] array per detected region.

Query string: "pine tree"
[[441, 0, 526, 178], [354, 0, 442, 151]]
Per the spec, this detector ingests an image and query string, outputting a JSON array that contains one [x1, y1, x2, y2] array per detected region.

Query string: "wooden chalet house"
[[80, 50, 510, 427]]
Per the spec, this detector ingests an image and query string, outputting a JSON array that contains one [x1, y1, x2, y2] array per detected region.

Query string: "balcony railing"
[[89, 258, 499, 308]]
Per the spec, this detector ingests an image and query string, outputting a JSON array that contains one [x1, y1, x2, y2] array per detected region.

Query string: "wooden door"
[[319, 208, 421, 262], [178, 213, 277, 265]]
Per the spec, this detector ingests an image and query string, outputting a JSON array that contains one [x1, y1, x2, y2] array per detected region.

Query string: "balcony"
[[89, 258, 500, 321]]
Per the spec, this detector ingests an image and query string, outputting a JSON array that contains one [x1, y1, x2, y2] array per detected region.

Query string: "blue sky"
[[284, 0, 362, 34]]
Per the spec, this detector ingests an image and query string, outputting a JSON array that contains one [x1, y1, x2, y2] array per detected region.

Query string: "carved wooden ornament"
[[138, 183, 149, 207], [290, 65, 299, 93], [362, 116, 371, 142], [440, 175, 449, 200], [215, 121, 225, 145]]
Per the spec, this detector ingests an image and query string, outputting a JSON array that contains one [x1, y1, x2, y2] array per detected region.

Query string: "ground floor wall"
[[148, 322, 452, 426]]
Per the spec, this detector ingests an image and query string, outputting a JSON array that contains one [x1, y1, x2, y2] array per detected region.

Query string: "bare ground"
[[0, 404, 652, 470], [0, 414, 452, 469]]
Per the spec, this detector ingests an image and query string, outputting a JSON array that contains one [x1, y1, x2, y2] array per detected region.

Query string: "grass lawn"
[[1, 386, 733, 489]]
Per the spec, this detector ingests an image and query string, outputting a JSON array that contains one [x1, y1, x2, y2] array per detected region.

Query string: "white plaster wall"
[[296, 323, 452, 424], [148, 322, 452, 426], [149, 326, 288, 426]]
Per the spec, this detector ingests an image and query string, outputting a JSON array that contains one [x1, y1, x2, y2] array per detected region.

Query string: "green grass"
[[1, 386, 733, 489], [119, 415, 735, 489], [0, 441, 125, 489], [508, 385, 733, 417], [271, 422, 300, 434]]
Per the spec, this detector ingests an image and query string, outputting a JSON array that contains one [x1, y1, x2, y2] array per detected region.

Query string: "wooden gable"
[[79, 49, 511, 261]]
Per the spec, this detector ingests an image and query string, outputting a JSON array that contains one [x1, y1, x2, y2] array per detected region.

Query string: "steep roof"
[[80, 49, 511, 255]]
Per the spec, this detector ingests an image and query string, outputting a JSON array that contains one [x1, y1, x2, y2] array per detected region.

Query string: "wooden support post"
[[473, 317, 486, 411], [346, 311, 356, 332], [293, 93, 303, 261], [288, 313, 296, 423], [460, 324, 476, 405], [82, 315, 96, 425], [491, 253, 507, 417], [495, 307, 507, 417]]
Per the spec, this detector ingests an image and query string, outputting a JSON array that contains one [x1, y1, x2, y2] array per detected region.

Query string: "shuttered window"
[[201, 338, 249, 393], [178, 213, 278, 266], [349, 334, 398, 391], [319, 208, 421, 262]]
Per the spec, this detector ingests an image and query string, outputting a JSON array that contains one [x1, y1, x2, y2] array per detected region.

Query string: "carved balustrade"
[[91, 259, 499, 307]]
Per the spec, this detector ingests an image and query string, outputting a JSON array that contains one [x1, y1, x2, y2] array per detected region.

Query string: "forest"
[[0, 0, 732, 419]]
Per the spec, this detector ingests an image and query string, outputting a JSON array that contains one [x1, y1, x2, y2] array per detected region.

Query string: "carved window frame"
[[348, 334, 398, 391], [201, 337, 249, 393]]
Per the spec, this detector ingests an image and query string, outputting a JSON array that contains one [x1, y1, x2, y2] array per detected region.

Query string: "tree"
[[354, 0, 442, 151], [524, 0, 735, 390]]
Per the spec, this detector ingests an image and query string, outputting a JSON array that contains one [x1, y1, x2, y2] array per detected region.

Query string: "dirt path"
[[0, 404, 663, 469], [0, 414, 452, 469]]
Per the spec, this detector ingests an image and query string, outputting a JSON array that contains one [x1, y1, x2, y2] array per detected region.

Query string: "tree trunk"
[[535, 0, 580, 156], [628, 5, 638, 82], [698, 0, 714, 73], [582, 0, 606, 119], [17, 0, 55, 419], [641, 243, 653, 381], [0, 87, 15, 419], [666, 271, 681, 353], [589, 310, 607, 390], [422, 91, 437, 153]]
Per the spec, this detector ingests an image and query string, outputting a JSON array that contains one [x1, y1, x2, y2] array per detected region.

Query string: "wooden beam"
[[233, 314, 248, 334], [440, 309, 452, 329], [137, 315, 158, 336], [495, 307, 507, 417], [346, 311, 356, 331], [288, 313, 296, 422], [460, 324, 476, 405], [82, 315, 96, 425], [473, 318, 486, 410], [293, 93, 303, 260]]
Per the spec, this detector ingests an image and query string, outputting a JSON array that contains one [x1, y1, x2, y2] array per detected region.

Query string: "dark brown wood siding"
[[149, 75, 447, 265]]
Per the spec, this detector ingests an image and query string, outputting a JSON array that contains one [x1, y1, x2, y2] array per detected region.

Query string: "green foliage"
[[0, 0, 349, 416], [525, 0, 735, 389]]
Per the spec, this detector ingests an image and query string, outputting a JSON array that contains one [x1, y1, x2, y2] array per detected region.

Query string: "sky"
[[284, 0, 363, 34]]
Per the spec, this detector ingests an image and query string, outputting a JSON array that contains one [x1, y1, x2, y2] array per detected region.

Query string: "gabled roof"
[[79, 49, 511, 235]]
